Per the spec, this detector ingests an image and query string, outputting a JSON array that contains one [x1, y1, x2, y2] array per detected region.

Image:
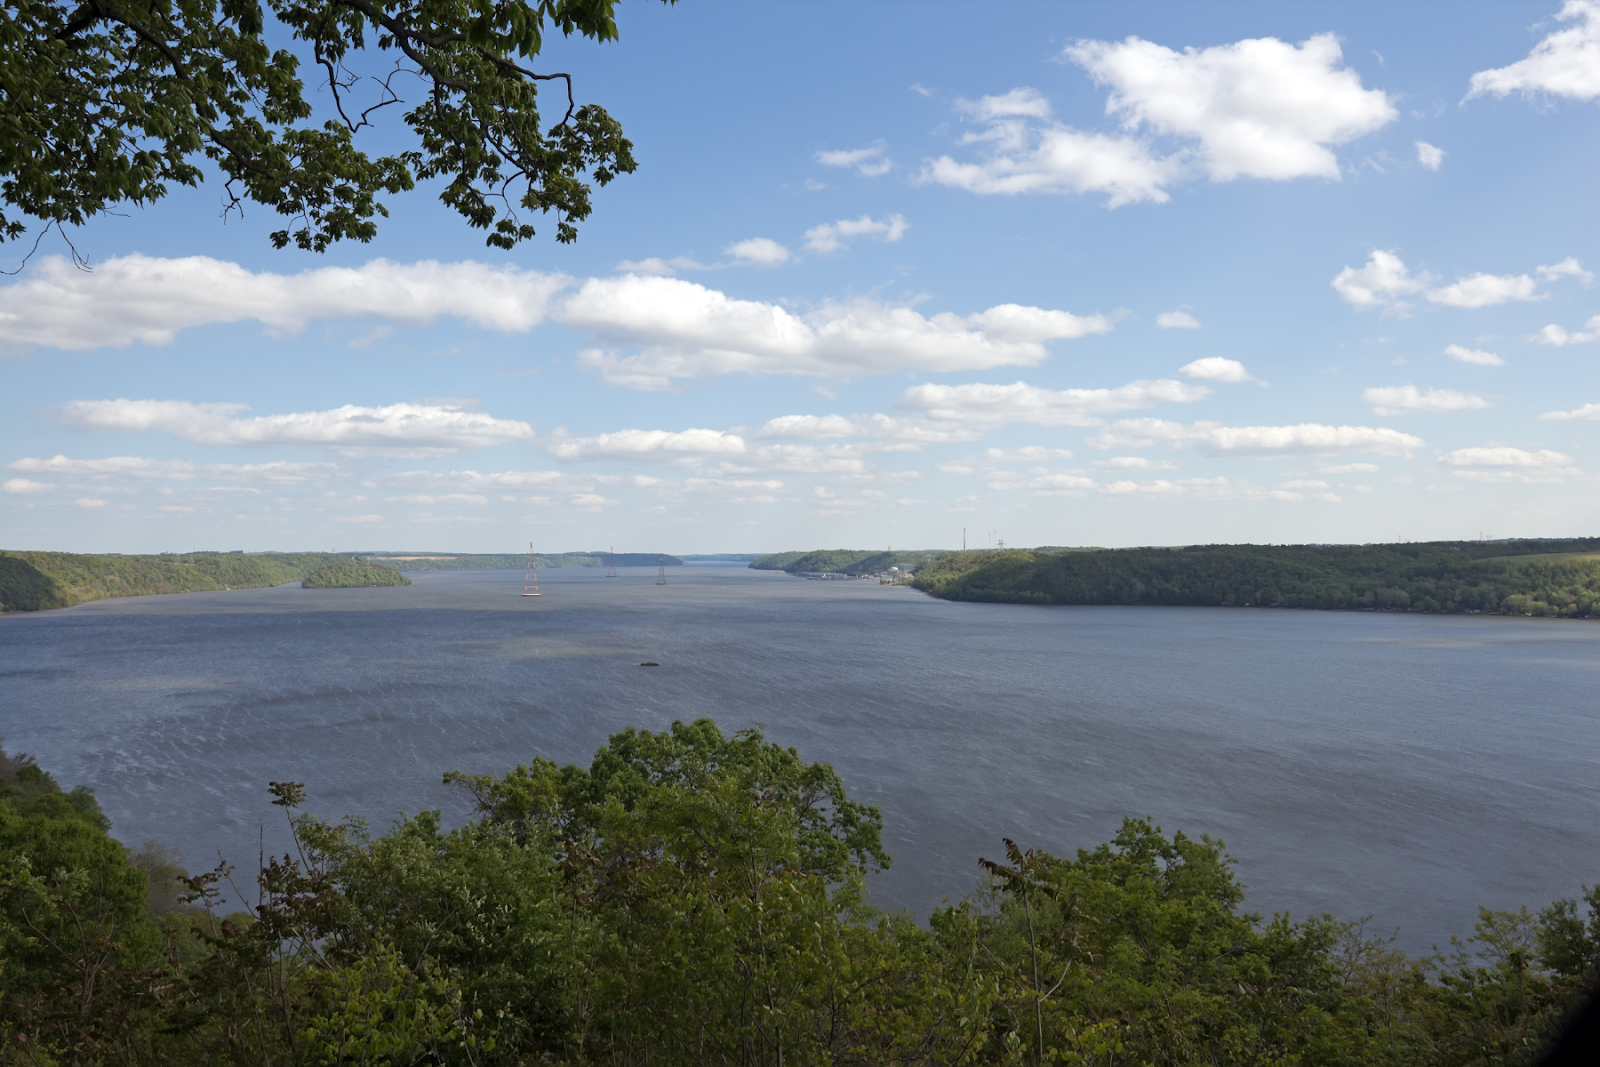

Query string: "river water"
[[2, 563, 1596, 950]]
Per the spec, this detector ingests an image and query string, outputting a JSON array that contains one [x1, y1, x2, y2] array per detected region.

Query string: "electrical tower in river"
[[521, 542, 541, 596], [655, 554, 668, 585], [607, 547, 618, 577]]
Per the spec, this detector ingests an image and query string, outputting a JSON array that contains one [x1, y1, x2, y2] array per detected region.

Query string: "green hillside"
[[300, 557, 411, 589], [749, 548, 948, 575], [915, 539, 1600, 617], [0, 551, 314, 611]]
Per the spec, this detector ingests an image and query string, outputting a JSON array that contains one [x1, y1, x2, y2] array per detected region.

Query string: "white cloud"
[[1439, 445, 1582, 483], [816, 144, 893, 177], [2, 478, 51, 494], [1331, 251, 1426, 309], [1090, 418, 1424, 456], [1361, 385, 1491, 415], [1445, 343, 1505, 366], [1099, 476, 1339, 502], [1468, 1, 1600, 102], [1538, 256, 1593, 282], [0, 255, 568, 351], [755, 414, 858, 439], [1067, 32, 1397, 181], [900, 378, 1210, 429], [955, 88, 1055, 122], [1539, 401, 1600, 420], [615, 257, 676, 276], [336, 514, 387, 525], [8, 455, 336, 484], [919, 123, 1180, 207], [75, 497, 108, 509], [60, 399, 533, 455], [1156, 310, 1201, 329], [1177, 356, 1253, 382], [384, 494, 488, 506], [1426, 272, 1540, 308], [724, 238, 792, 267], [802, 214, 910, 254], [547, 428, 747, 463], [1094, 455, 1179, 470], [1333, 251, 1567, 311], [1415, 141, 1445, 170], [561, 275, 1112, 388], [1439, 446, 1575, 467], [1316, 461, 1380, 474], [983, 446, 1077, 463], [1531, 316, 1600, 345]]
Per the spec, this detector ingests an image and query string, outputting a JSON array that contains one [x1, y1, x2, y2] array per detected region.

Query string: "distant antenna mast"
[[655, 553, 668, 586], [521, 542, 541, 596], [607, 546, 618, 578]]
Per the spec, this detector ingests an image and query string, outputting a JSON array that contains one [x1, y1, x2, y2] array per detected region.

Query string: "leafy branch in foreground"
[[0, 0, 660, 253]]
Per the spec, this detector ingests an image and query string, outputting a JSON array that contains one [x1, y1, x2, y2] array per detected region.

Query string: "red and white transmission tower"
[[655, 553, 668, 585], [521, 542, 541, 596]]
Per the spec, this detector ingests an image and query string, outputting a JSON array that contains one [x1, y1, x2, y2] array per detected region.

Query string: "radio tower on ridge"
[[655, 554, 668, 585]]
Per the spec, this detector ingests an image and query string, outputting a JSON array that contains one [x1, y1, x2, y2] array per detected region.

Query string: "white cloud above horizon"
[[816, 143, 893, 177], [59, 399, 533, 455], [0, 257, 1114, 391], [1089, 419, 1423, 456], [921, 32, 1395, 207], [566, 276, 1113, 388], [802, 215, 909, 254], [1445, 344, 1505, 366], [1156, 310, 1201, 329], [1539, 401, 1600, 420], [1532, 315, 1600, 345], [1178, 357, 1254, 382], [1332, 250, 1584, 311], [1468, 0, 1600, 103], [1416, 142, 1445, 170], [0, 255, 568, 352], [1361, 385, 1491, 415]]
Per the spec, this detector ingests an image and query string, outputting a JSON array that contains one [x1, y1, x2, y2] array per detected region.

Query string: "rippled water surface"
[[3, 564, 1596, 950]]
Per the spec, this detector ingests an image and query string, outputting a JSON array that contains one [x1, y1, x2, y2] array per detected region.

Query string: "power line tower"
[[655, 553, 668, 585], [607, 546, 618, 577], [521, 542, 541, 596]]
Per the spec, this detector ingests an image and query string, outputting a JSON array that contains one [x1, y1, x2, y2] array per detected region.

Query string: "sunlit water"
[[2, 563, 1596, 951]]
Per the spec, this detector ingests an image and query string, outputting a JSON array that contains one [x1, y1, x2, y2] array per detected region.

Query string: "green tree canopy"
[[1, 0, 661, 252]]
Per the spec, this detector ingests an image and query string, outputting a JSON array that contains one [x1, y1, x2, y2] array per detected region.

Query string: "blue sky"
[[3, 0, 1598, 554]]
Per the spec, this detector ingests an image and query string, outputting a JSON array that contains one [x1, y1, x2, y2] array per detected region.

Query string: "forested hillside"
[[915, 540, 1600, 617], [750, 548, 947, 575], [300, 557, 411, 588], [0, 551, 327, 611], [1, 727, 1595, 1065]]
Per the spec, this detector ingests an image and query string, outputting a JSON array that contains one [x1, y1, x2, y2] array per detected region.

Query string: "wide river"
[[2, 564, 1596, 951]]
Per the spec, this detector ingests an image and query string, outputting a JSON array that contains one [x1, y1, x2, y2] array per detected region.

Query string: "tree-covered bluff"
[[2, 726, 1596, 1066], [0, 551, 411, 610], [913, 540, 1600, 618], [300, 558, 411, 589]]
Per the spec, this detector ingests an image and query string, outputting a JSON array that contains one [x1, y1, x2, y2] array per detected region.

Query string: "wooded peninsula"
[[2, 725, 1594, 1066], [753, 539, 1600, 619], [0, 550, 688, 611]]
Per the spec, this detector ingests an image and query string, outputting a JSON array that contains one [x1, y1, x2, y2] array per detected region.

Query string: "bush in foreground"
[[2, 726, 1596, 1065]]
